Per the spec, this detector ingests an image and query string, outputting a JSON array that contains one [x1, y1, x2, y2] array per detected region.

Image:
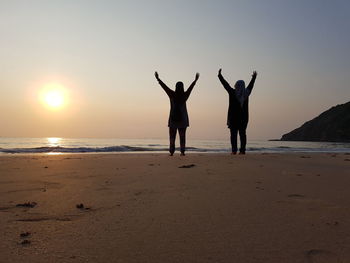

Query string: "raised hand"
[[155, 71, 159, 80], [195, 73, 200, 81], [252, 71, 257, 78]]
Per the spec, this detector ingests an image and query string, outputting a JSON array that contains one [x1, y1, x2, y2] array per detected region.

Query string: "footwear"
[[231, 152, 237, 155], [239, 152, 245, 155], [180, 152, 186, 156]]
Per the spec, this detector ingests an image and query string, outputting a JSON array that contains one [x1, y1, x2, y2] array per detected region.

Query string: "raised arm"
[[246, 71, 257, 93], [218, 69, 233, 93], [155, 71, 173, 97], [185, 73, 200, 99]]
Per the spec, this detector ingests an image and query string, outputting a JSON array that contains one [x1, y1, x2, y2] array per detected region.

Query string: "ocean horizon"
[[0, 137, 349, 154]]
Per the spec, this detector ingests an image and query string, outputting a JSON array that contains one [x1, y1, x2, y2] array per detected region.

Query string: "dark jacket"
[[219, 74, 256, 129], [158, 80, 195, 128]]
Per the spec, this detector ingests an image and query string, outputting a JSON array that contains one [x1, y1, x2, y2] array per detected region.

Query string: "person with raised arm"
[[218, 69, 257, 155], [155, 71, 199, 156]]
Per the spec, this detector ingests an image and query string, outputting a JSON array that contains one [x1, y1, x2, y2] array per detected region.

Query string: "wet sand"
[[0, 153, 349, 263]]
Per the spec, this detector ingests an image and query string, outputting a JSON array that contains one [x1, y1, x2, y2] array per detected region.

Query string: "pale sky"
[[0, 0, 349, 140]]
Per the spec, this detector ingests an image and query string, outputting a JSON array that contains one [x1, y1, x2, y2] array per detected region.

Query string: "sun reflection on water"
[[47, 137, 61, 147]]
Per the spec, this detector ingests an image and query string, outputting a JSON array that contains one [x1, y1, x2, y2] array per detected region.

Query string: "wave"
[[0, 145, 225, 154], [1, 146, 162, 154]]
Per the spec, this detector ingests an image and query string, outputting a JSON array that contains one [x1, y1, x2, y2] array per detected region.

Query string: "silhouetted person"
[[155, 71, 199, 156], [218, 69, 257, 154]]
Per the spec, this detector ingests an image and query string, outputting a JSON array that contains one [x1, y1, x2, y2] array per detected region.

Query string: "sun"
[[39, 83, 68, 110], [45, 90, 64, 108]]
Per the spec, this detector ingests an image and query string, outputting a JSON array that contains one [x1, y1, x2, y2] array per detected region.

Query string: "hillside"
[[281, 101, 350, 142]]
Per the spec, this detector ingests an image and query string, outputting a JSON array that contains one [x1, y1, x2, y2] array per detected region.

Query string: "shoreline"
[[1, 149, 350, 156]]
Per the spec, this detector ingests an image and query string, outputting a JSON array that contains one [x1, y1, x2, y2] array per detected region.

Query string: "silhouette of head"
[[234, 80, 245, 92], [175, 82, 184, 94]]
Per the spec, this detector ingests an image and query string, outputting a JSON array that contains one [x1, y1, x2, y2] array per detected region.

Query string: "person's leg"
[[179, 128, 187, 155], [239, 128, 247, 154], [169, 127, 177, 156], [230, 128, 238, 154]]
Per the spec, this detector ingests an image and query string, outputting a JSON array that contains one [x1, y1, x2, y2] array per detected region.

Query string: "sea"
[[0, 137, 349, 154]]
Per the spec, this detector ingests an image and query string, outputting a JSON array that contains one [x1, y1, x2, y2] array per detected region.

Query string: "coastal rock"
[[281, 101, 350, 142]]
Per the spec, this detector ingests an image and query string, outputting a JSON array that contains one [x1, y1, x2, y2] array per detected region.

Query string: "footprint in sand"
[[305, 249, 340, 263], [20, 240, 31, 246], [19, 232, 32, 246], [76, 203, 91, 210], [20, 232, 31, 238], [326, 221, 339, 226], [16, 202, 37, 208], [179, 164, 196, 168]]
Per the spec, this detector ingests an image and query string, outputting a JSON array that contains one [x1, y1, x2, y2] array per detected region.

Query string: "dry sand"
[[0, 153, 349, 263]]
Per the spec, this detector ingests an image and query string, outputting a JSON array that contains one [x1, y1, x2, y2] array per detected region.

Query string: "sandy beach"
[[0, 153, 349, 263]]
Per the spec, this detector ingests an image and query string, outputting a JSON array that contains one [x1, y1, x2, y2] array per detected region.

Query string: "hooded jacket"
[[219, 74, 256, 129]]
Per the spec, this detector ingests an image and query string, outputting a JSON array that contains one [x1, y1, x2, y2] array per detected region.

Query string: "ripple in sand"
[[305, 249, 339, 263], [16, 216, 73, 222], [287, 194, 305, 198]]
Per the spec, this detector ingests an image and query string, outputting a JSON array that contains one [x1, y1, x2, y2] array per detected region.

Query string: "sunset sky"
[[1, 0, 349, 140]]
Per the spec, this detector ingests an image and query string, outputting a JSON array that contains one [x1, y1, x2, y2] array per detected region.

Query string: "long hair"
[[174, 82, 185, 102]]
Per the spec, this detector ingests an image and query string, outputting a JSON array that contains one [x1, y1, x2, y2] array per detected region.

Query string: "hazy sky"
[[1, 0, 349, 140]]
